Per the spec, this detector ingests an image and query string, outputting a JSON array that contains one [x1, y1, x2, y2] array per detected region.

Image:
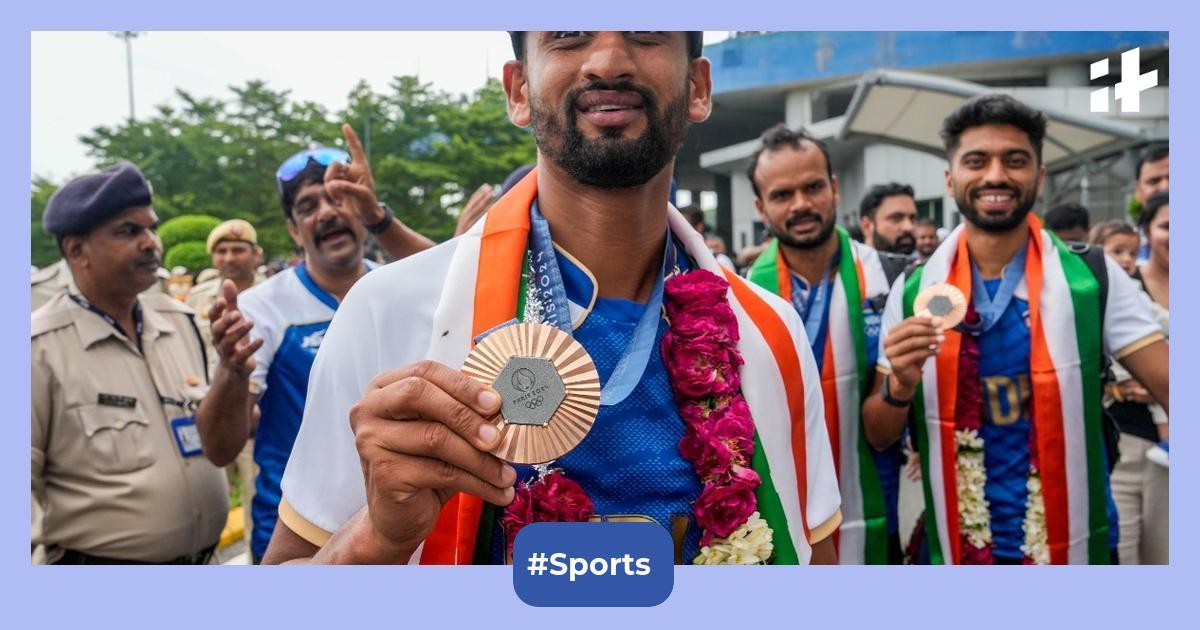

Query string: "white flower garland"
[[1020, 470, 1049, 565], [693, 512, 774, 565], [955, 429, 992, 550]]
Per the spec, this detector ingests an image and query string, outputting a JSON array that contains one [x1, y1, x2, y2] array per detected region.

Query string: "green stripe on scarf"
[[747, 238, 783, 295], [903, 265, 947, 565], [835, 228, 889, 565], [1051, 235, 1111, 564], [750, 432, 800, 564]]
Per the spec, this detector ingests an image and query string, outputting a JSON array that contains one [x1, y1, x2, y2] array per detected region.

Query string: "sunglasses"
[[276, 148, 350, 191]]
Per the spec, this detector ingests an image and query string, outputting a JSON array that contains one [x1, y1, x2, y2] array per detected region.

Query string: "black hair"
[[859, 182, 915, 219], [279, 160, 328, 220], [1139, 190, 1169, 230], [916, 217, 938, 229], [1088, 219, 1138, 246], [747, 123, 833, 199], [680, 206, 706, 232], [508, 31, 704, 60], [1044, 202, 1090, 233], [941, 94, 1047, 163], [1135, 144, 1169, 180]]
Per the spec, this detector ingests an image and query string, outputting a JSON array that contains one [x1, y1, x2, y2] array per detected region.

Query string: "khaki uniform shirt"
[[32, 288, 228, 562], [31, 260, 71, 312]]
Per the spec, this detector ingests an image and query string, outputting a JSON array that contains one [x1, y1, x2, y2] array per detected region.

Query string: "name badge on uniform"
[[170, 416, 203, 457], [98, 393, 137, 409]]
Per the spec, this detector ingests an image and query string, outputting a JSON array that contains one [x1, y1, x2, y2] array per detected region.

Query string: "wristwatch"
[[881, 373, 913, 408], [366, 202, 394, 235]]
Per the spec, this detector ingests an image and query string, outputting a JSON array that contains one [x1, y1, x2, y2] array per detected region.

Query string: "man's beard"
[[954, 183, 1037, 233], [874, 230, 916, 256], [529, 79, 689, 189], [769, 210, 837, 250]]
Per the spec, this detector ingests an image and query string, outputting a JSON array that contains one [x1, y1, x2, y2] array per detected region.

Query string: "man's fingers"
[[216, 319, 253, 356], [887, 333, 943, 358], [384, 360, 501, 416], [342, 123, 368, 166], [221, 278, 239, 307], [395, 453, 516, 507], [325, 160, 350, 188], [230, 337, 265, 368], [325, 180, 375, 205], [370, 375, 501, 452], [370, 420, 516, 489]]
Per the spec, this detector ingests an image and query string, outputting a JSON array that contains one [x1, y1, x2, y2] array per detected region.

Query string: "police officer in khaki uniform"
[[185, 218, 265, 550], [32, 162, 228, 564]]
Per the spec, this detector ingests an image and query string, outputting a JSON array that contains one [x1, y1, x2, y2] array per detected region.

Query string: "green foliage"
[[32, 76, 537, 262], [164, 241, 210, 273], [31, 177, 60, 268], [158, 214, 221, 252]]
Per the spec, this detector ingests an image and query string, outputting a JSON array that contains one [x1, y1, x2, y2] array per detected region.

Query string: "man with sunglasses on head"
[[195, 125, 434, 562]]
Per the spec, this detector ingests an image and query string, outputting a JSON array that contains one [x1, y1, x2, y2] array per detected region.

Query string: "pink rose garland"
[[662, 269, 761, 547], [502, 268, 763, 557]]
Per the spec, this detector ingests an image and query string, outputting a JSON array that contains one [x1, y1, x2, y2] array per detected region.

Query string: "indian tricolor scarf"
[[906, 215, 1108, 564], [747, 228, 890, 564], [414, 169, 828, 564]]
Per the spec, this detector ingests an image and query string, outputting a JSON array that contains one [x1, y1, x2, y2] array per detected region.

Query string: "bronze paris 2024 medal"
[[461, 322, 600, 465], [913, 283, 968, 330]]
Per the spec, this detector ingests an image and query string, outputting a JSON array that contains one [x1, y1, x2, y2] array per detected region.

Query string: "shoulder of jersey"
[[31, 294, 76, 339]]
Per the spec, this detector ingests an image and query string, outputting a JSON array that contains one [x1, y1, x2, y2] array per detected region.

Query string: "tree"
[[34, 76, 537, 263]]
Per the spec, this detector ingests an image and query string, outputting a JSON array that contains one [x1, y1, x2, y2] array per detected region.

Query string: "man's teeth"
[[981, 194, 1013, 202], [589, 104, 633, 112]]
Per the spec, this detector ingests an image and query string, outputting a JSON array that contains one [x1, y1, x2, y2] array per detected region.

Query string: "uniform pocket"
[[73, 404, 155, 474]]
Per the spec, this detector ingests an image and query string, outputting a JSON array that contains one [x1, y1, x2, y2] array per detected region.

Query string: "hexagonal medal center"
[[493, 357, 566, 426]]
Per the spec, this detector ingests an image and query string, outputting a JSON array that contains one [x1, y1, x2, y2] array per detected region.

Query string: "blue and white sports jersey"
[[239, 261, 374, 559]]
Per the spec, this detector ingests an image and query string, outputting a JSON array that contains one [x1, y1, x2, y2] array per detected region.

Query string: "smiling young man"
[[195, 127, 434, 563], [862, 94, 1169, 564], [744, 124, 904, 564], [262, 31, 840, 566]]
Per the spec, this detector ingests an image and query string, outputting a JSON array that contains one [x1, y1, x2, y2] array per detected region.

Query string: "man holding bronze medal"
[[744, 125, 906, 564], [264, 31, 842, 565], [862, 94, 1169, 564]]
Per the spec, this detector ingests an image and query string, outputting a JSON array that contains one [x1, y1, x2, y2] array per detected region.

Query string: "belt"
[[54, 544, 216, 565]]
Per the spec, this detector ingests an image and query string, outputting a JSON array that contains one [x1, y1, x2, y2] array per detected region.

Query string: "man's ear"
[[503, 60, 531, 128], [61, 234, 87, 267], [688, 56, 714, 124]]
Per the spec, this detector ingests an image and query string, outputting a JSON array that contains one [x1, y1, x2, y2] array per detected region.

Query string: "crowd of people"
[[31, 31, 1168, 565]]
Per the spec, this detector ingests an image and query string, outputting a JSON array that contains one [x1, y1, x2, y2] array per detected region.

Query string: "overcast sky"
[[31, 31, 731, 183]]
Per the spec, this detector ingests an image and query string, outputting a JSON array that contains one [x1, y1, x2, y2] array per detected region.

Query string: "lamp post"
[[111, 31, 141, 121]]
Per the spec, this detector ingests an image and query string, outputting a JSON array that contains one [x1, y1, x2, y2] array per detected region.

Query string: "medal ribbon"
[[970, 240, 1028, 332], [527, 200, 676, 407]]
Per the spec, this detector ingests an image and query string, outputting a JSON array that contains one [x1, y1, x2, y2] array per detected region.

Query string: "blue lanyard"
[[789, 245, 839, 345], [527, 200, 675, 407], [69, 292, 144, 353], [971, 241, 1028, 332]]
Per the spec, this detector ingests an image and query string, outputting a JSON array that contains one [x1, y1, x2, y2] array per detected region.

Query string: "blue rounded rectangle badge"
[[512, 522, 674, 607]]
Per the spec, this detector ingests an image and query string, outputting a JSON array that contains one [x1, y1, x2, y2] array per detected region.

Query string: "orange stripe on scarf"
[[420, 168, 538, 565], [1024, 215, 1069, 564], [723, 268, 811, 541]]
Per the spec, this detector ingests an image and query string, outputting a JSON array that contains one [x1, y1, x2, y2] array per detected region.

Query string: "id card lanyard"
[[789, 244, 840, 345]]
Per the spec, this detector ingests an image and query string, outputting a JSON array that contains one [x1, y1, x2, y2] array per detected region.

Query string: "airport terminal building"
[[677, 31, 1168, 255]]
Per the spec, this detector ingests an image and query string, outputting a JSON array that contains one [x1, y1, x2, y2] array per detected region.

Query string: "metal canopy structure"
[[839, 69, 1153, 172]]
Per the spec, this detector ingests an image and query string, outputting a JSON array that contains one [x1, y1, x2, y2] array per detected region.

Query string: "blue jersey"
[[488, 251, 702, 563], [976, 277, 1119, 559], [239, 261, 373, 559]]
